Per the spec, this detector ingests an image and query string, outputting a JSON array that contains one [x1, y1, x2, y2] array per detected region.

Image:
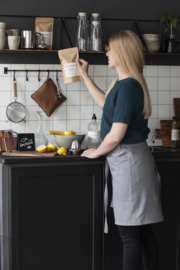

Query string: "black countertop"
[[1, 146, 180, 164]]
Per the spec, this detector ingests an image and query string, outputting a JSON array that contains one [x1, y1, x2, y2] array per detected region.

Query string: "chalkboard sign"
[[17, 133, 35, 151]]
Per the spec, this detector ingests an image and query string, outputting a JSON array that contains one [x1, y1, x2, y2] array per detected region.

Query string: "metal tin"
[[21, 30, 35, 49]]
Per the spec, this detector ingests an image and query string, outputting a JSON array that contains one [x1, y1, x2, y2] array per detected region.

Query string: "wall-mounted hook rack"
[[4, 67, 62, 81]]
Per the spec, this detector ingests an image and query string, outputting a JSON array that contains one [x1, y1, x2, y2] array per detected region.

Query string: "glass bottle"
[[76, 12, 89, 51], [88, 113, 101, 149], [90, 13, 103, 51], [171, 116, 179, 148], [35, 111, 48, 149]]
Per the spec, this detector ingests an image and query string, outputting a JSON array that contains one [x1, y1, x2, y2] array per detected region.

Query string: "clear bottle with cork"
[[88, 113, 101, 149], [171, 116, 179, 148]]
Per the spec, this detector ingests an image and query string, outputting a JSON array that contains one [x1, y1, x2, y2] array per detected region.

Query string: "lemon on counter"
[[64, 131, 76, 136], [37, 145, 47, 153], [57, 147, 67, 156], [47, 143, 57, 151]]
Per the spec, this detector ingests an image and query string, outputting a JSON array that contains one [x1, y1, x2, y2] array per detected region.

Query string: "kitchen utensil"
[[52, 133, 86, 150], [0, 36, 6, 49], [70, 140, 82, 155], [34, 32, 47, 49], [6, 29, 19, 36], [8, 36, 20, 50], [56, 73, 62, 101], [2, 150, 57, 157], [21, 30, 35, 49], [0, 22, 6, 29], [0, 130, 17, 151], [6, 81, 26, 123], [173, 98, 180, 118]]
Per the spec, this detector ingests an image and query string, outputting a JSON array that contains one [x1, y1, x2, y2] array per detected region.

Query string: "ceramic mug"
[[0, 36, 6, 49], [8, 36, 20, 50]]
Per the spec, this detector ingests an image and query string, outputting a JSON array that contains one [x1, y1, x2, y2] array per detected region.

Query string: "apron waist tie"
[[104, 158, 110, 234]]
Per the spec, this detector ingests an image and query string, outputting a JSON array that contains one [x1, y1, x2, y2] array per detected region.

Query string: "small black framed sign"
[[17, 133, 35, 151]]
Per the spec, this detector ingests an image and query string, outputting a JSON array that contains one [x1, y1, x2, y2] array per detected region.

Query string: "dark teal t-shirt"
[[100, 77, 150, 144]]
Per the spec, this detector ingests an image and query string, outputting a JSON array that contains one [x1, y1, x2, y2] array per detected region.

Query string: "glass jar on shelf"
[[76, 12, 89, 51]]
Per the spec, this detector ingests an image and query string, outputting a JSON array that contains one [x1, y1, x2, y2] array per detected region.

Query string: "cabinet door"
[[104, 162, 180, 270], [11, 164, 104, 270]]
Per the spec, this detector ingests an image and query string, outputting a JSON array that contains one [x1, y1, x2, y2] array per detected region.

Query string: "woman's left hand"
[[81, 148, 100, 159]]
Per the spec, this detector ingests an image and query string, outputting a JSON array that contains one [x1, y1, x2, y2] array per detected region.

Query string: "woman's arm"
[[76, 59, 105, 109], [81, 122, 128, 158]]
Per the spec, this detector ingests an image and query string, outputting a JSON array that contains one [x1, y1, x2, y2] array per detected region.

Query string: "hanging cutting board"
[[2, 150, 57, 157]]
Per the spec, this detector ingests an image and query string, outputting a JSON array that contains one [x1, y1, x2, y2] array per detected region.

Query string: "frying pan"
[[6, 81, 26, 123]]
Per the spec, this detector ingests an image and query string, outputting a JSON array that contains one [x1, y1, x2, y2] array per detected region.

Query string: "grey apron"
[[104, 141, 164, 234]]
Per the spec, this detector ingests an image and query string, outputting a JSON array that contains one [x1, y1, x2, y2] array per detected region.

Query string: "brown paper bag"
[[35, 17, 54, 50], [58, 47, 82, 84]]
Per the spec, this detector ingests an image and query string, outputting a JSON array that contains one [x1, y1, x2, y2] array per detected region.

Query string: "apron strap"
[[104, 158, 110, 234]]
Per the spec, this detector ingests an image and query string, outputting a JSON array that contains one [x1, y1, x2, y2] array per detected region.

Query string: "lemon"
[[47, 131, 65, 135], [57, 147, 67, 156], [46, 146, 52, 152], [64, 131, 76, 136], [37, 145, 47, 153], [47, 143, 57, 151]]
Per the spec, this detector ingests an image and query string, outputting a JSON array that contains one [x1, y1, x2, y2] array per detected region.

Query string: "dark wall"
[[1, 0, 180, 50]]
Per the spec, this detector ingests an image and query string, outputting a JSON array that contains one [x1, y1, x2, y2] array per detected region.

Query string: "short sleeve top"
[[100, 77, 150, 144]]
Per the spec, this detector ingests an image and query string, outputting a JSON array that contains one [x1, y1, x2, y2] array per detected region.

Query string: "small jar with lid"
[[90, 13, 103, 51], [76, 12, 89, 51]]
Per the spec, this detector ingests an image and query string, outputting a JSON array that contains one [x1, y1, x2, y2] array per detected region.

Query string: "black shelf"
[[0, 50, 180, 65]]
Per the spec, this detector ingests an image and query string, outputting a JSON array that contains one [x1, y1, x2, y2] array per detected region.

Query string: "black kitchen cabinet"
[[104, 159, 180, 270], [0, 156, 105, 270], [1, 154, 180, 270]]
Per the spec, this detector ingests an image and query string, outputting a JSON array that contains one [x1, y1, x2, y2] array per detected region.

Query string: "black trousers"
[[117, 223, 159, 270]]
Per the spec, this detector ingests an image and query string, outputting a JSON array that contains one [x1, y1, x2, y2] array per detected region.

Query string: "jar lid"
[[78, 12, 87, 16], [92, 13, 100, 17]]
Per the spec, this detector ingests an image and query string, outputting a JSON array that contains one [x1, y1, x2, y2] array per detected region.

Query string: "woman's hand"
[[81, 148, 100, 159], [76, 59, 89, 78]]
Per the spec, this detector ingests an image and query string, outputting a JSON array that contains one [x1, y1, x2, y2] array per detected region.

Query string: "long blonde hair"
[[105, 30, 151, 119]]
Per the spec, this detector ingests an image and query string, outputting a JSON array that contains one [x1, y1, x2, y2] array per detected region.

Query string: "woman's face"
[[106, 46, 116, 69]]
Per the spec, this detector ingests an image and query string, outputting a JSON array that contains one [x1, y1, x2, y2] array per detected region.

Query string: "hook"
[[26, 70, 28, 81], [56, 70, 58, 82], [38, 69, 41, 82], [13, 70, 16, 81], [47, 69, 50, 79]]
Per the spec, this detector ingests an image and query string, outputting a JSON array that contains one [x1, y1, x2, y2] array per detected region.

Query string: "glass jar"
[[90, 14, 103, 52], [76, 12, 89, 51], [35, 111, 48, 149]]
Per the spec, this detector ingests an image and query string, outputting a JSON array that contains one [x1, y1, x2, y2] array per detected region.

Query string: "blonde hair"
[[105, 30, 151, 119]]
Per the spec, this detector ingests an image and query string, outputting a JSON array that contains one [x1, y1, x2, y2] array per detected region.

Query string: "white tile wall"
[[1, 64, 180, 148]]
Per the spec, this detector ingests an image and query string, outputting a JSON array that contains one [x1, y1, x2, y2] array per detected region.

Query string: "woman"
[[76, 30, 164, 270]]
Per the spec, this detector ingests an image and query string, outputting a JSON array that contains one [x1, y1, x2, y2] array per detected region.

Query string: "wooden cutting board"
[[155, 120, 180, 147], [173, 98, 180, 118], [2, 150, 57, 157]]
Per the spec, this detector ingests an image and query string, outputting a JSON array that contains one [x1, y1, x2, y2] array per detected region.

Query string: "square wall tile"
[[53, 106, 66, 120], [146, 77, 157, 90], [158, 77, 170, 91], [94, 65, 106, 76], [0, 107, 7, 121], [42, 120, 52, 134], [170, 91, 180, 104], [67, 81, 81, 91], [0, 77, 10, 91], [150, 105, 157, 118], [12, 122, 25, 133], [170, 78, 180, 90], [26, 121, 38, 133], [67, 120, 80, 133], [81, 105, 93, 119], [26, 91, 38, 106], [25, 77, 40, 91], [170, 66, 180, 77], [66, 91, 80, 105], [158, 105, 169, 119], [158, 66, 170, 77], [81, 91, 93, 105], [0, 92, 10, 105], [146, 66, 157, 76], [26, 106, 39, 121], [169, 105, 175, 118], [0, 121, 11, 130], [67, 106, 80, 119], [149, 91, 157, 105], [53, 120, 66, 132], [94, 77, 106, 90], [158, 91, 169, 105]]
